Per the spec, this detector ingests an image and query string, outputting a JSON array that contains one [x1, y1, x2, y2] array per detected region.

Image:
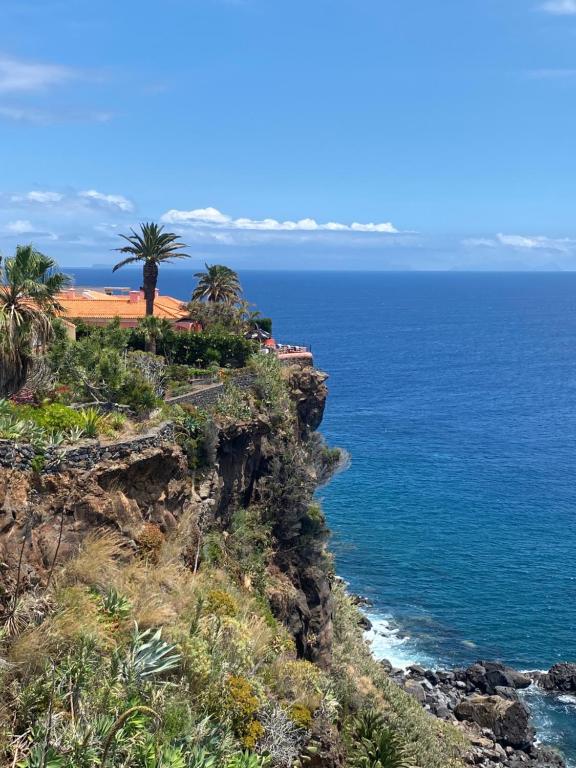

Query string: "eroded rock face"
[[455, 695, 534, 750], [286, 366, 329, 439], [0, 444, 189, 598], [0, 366, 334, 667]]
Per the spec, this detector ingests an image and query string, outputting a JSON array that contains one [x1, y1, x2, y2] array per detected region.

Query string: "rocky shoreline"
[[351, 596, 575, 768], [388, 660, 575, 767]]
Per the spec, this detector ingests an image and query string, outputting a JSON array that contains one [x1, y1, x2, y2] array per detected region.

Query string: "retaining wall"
[[0, 422, 175, 474]]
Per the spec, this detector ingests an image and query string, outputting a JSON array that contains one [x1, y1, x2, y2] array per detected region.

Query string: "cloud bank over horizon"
[[1, 186, 576, 271]]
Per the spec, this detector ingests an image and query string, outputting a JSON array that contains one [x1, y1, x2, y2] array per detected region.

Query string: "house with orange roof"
[[57, 287, 199, 337]]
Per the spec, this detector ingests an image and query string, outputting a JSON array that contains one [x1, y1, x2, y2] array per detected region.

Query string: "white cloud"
[[165, 206, 232, 225], [161, 206, 399, 233], [5, 219, 34, 234], [11, 191, 64, 204], [79, 190, 134, 212], [464, 233, 576, 252], [540, 0, 576, 13], [0, 54, 74, 92]]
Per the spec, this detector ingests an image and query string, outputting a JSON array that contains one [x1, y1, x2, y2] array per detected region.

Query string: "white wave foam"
[[365, 614, 435, 670], [558, 695, 576, 706]]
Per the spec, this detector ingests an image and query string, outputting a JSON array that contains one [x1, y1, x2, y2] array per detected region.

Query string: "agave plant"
[[226, 752, 271, 768], [121, 624, 181, 685], [186, 748, 218, 768], [0, 414, 47, 449], [100, 587, 131, 620], [346, 712, 414, 768], [47, 430, 66, 447], [64, 426, 86, 444], [78, 407, 108, 438], [19, 744, 66, 768]]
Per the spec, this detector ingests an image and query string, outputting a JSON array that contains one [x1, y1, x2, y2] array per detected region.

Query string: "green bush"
[[15, 403, 84, 433], [171, 332, 256, 369], [116, 372, 159, 414]]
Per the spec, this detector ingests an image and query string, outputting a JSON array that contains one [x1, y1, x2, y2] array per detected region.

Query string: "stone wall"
[[164, 372, 257, 408], [165, 382, 224, 407], [0, 423, 175, 474]]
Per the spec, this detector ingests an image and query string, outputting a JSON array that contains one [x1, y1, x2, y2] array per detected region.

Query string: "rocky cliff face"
[[0, 365, 333, 665]]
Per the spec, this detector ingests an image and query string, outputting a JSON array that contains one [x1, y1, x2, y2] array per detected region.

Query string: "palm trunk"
[[143, 260, 158, 317], [0, 353, 29, 398], [142, 260, 158, 354]]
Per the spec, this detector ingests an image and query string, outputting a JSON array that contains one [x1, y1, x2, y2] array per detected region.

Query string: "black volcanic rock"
[[539, 663, 576, 693], [462, 661, 532, 694]]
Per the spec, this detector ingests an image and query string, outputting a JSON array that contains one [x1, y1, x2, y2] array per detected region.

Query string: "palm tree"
[[113, 223, 190, 317], [192, 264, 242, 304], [0, 245, 70, 397], [137, 315, 173, 357]]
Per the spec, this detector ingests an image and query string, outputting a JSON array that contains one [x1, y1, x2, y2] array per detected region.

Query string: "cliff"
[[0, 362, 474, 768], [0, 365, 332, 665]]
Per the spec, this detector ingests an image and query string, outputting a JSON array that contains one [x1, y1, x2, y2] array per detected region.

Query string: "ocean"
[[68, 268, 576, 762]]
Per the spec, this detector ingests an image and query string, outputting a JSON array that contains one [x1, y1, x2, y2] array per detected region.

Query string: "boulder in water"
[[454, 694, 534, 750], [462, 661, 532, 694]]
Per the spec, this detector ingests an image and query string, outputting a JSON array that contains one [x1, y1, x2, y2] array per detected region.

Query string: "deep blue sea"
[[69, 268, 576, 762]]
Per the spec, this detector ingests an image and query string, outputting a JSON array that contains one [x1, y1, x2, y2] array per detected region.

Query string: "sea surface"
[[69, 268, 576, 762]]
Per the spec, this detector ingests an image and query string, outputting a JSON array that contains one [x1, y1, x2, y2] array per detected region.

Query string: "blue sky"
[[1, 0, 576, 270]]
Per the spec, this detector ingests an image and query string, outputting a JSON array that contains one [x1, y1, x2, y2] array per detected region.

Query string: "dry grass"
[[56, 529, 128, 591]]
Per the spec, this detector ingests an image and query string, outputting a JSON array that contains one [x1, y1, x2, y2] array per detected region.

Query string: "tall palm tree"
[[113, 223, 190, 317], [0, 245, 70, 397], [192, 264, 242, 304]]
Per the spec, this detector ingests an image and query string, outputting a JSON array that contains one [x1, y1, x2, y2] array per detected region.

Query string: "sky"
[[1, 0, 576, 271]]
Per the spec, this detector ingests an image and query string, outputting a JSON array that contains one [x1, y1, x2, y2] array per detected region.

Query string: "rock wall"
[[165, 383, 224, 407], [0, 424, 175, 473]]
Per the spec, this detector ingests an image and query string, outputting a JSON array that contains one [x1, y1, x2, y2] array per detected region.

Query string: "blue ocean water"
[[69, 268, 576, 761]]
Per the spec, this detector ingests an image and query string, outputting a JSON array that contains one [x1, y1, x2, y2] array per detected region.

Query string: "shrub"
[[288, 703, 313, 730], [249, 354, 289, 416], [205, 589, 238, 617], [213, 384, 253, 422], [257, 706, 304, 768], [227, 675, 263, 747], [116, 372, 159, 414], [138, 523, 165, 561], [128, 351, 167, 397], [242, 720, 265, 750], [171, 332, 256, 369], [16, 403, 84, 434]]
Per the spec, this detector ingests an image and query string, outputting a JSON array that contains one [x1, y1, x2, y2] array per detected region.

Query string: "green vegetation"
[[0, 245, 70, 398], [0, 399, 110, 448], [0, 532, 336, 767]]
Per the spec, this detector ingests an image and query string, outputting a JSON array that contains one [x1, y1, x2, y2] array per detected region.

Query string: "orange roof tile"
[[57, 293, 187, 321]]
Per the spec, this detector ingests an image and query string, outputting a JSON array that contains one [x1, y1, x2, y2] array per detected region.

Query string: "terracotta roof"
[[57, 293, 187, 321]]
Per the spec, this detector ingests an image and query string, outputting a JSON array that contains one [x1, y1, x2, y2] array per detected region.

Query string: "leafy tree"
[[0, 245, 70, 397], [113, 222, 190, 325], [192, 264, 242, 304]]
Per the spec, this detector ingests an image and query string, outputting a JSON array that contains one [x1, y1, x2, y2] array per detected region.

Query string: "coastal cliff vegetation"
[[0, 246, 470, 768]]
